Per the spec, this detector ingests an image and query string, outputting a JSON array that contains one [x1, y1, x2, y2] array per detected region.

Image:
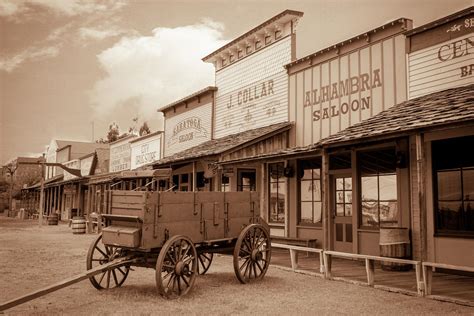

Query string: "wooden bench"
[[271, 236, 317, 262], [270, 236, 317, 248]]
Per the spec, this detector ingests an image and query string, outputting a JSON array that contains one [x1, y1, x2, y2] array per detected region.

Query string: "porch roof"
[[151, 122, 293, 167], [320, 84, 474, 147]]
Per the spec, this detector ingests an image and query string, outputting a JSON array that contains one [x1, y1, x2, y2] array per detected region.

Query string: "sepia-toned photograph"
[[1, 0, 473, 314]]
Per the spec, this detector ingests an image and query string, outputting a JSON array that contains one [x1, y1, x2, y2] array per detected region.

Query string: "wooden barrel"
[[47, 214, 59, 225], [72, 216, 86, 234], [379, 227, 411, 271]]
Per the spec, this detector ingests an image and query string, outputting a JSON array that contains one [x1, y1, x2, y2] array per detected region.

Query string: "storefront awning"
[[119, 169, 171, 179], [150, 122, 293, 167], [320, 84, 474, 148]]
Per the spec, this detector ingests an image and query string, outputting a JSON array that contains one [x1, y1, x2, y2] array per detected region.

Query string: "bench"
[[270, 236, 317, 248], [271, 236, 317, 261]]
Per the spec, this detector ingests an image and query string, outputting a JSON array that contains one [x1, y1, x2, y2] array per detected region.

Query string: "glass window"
[[221, 175, 230, 192], [238, 169, 256, 192], [433, 136, 474, 236], [359, 148, 398, 228], [336, 177, 352, 217], [298, 161, 322, 225], [269, 163, 285, 224]]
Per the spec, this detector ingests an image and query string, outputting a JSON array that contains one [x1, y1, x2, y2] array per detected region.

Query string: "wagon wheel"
[[233, 224, 271, 284], [87, 234, 130, 290], [156, 235, 198, 298], [197, 252, 213, 275]]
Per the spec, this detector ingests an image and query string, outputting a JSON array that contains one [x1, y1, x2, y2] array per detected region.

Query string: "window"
[[237, 169, 256, 191], [299, 166, 322, 225], [433, 136, 474, 236], [221, 175, 230, 192], [237, 50, 243, 59], [269, 163, 285, 224], [246, 45, 252, 54], [275, 30, 282, 39], [336, 177, 352, 217], [359, 148, 398, 228]]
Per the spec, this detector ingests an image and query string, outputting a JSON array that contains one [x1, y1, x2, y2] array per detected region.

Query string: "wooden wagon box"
[[101, 190, 263, 250]]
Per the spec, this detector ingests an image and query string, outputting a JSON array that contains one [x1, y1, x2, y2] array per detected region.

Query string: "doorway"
[[332, 174, 353, 252]]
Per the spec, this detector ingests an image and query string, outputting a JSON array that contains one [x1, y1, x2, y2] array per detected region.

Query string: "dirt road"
[[0, 217, 472, 315]]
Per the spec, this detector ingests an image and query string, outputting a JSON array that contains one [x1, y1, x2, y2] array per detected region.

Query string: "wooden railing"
[[422, 262, 474, 296], [270, 244, 474, 299], [324, 250, 423, 295], [272, 243, 324, 273]]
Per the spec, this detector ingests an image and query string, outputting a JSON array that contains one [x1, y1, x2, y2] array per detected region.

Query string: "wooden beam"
[[0, 257, 135, 312]]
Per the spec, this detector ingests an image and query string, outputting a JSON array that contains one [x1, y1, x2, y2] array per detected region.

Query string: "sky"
[[0, 0, 471, 164]]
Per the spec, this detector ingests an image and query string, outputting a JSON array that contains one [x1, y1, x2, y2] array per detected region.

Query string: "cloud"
[[0, 46, 59, 72], [90, 20, 227, 118], [78, 26, 130, 41], [0, 0, 126, 18]]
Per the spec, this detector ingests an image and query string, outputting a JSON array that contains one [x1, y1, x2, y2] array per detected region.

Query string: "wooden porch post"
[[416, 133, 429, 295], [322, 148, 330, 250]]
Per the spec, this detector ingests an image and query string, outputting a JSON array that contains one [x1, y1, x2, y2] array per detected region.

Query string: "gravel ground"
[[0, 216, 473, 315]]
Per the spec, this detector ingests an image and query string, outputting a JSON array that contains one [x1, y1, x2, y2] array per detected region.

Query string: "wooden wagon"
[[87, 190, 272, 298]]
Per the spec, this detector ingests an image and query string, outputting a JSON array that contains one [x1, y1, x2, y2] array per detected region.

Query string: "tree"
[[3, 161, 18, 211], [139, 121, 151, 136], [106, 122, 120, 143]]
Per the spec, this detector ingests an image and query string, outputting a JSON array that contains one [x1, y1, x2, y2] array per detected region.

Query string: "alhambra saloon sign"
[[304, 69, 382, 121], [289, 29, 408, 146]]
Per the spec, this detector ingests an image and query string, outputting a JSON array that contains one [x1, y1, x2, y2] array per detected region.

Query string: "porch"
[[271, 246, 474, 307]]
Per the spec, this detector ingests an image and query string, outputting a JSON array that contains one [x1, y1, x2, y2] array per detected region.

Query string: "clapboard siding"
[[164, 102, 213, 157], [408, 34, 473, 99], [289, 34, 407, 146], [214, 37, 291, 138]]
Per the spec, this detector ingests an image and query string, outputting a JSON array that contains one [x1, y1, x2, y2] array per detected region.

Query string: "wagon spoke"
[[95, 246, 108, 258], [117, 267, 126, 276], [106, 270, 111, 288], [239, 257, 251, 271], [98, 271, 106, 285], [177, 276, 182, 295], [255, 260, 264, 273], [253, 261, 258, 277], [181, 274, 190, 287], [112, 269, 119, 286]]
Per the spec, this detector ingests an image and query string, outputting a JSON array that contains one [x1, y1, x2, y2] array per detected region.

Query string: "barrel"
[[71, 216, 86, 234], [47, 214, 59, 225], [379, 227, 411, 271]]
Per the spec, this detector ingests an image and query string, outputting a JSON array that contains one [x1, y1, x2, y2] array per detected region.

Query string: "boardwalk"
[[271, 248, 474, 306]]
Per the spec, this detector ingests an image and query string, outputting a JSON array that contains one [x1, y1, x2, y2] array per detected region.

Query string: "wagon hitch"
[[0, 256, 137, 312]]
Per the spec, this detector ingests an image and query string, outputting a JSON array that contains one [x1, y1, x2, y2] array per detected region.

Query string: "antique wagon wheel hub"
[[174, 261, 189, 276], [251, 249, 262, 261]]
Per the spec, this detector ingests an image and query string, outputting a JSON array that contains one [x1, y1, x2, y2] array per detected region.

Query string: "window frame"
[[432, 136, 474, 238], [298, 166, 322, 227], [268, 163, 286, 224]]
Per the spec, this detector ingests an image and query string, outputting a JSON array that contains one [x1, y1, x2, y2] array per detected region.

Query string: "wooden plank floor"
[[271, 248, 474, 303]]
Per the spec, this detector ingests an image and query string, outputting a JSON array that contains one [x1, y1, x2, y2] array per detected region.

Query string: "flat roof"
[[129, 131, 163, 143], [158, 86, 217, 113], [405, 6, 473, 37], [285, 18, 409, 69]]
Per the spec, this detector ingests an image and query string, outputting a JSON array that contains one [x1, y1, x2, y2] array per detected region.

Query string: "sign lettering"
[[437, 36, 474, 79], [168, 116, 208, 147]]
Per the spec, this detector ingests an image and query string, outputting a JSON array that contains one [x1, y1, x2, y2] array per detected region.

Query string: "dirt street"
[[0, 217, 473, 315]]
